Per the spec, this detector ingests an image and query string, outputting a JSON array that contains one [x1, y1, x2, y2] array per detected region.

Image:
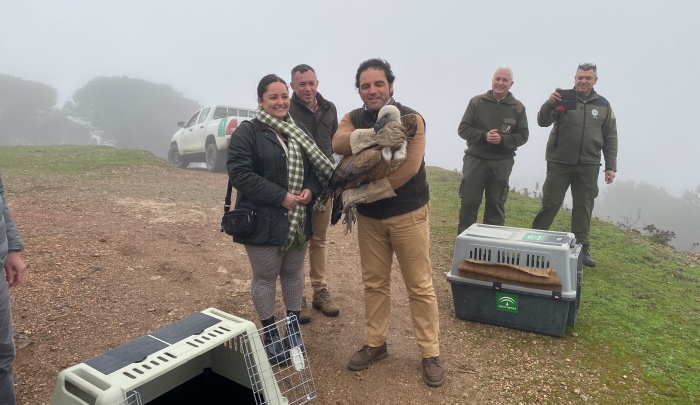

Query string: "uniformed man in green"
[[457, 66, 529, 234], [532, 63, 618, 267]]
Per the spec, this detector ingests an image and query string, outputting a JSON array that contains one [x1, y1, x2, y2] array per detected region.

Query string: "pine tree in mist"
[[0, 74, 90, 144], [64, 76, 201, 158]]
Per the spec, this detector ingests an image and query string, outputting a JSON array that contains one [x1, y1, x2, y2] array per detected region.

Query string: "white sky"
[[2, 0, 698, 196]]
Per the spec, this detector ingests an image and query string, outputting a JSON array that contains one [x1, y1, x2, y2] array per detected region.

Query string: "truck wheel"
[[168, 144, 190, 169], [206, 143, 226, 172]]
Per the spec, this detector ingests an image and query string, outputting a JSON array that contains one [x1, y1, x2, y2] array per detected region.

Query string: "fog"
[[2, 0, 699, 247]]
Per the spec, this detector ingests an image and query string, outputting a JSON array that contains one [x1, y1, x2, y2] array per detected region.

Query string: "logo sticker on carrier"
[[522, 233, 573, 245], [496, 293, 519, 313]]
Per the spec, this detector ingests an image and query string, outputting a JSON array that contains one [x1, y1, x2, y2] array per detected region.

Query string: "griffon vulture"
[[328, 105, 418, 226]]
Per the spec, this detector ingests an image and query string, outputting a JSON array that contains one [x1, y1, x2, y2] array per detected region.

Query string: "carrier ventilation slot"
[[123, 353, 175, 380], [496, 250, 521, 265], [525, 254, 550, 269], [469, 247, 492, 262], [120, 325, 235, 380]]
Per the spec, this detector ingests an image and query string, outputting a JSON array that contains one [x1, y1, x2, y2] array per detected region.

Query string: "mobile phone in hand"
[[554, 89, 577, 111]]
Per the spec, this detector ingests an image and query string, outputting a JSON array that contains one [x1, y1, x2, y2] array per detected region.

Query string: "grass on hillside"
[[0, 145, 166, 177], [426, 166, 699, 403], [1, 147, 697, 402]]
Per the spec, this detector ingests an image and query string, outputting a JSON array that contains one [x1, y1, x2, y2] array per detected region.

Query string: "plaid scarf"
[[256, 107, 334, 253]]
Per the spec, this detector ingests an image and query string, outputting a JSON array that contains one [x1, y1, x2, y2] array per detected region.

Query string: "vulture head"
[[373, 105, 402, 133]]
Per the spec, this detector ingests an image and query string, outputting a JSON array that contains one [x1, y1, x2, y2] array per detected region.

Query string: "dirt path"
[[8, 165, 597, 404]]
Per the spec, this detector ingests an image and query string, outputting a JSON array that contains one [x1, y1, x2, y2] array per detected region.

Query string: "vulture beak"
[[373, 113, 392, 133]]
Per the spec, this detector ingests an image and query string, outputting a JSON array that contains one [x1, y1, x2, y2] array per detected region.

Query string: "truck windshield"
[[197, 108, 211, 124]]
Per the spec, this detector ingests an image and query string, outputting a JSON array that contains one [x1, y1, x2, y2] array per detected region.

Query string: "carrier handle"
[[61, 372, 106, 403]]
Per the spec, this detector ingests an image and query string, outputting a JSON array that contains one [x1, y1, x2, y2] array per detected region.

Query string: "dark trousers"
[[458, 155, 514, 234], [531, 162, 600, 245], [0, 269, 16, 405]]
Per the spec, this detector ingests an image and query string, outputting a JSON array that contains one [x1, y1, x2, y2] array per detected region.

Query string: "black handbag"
[[221, 202, 256, 236], [220, 121, 260, 237]]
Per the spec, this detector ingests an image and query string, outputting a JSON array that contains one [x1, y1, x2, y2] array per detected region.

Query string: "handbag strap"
[[224, 180, 234, 213], [224, 121, 262, 213]]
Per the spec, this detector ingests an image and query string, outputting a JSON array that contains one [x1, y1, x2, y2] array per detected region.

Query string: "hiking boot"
[[581, 244, 596, 267], [347, 343, 388, 371], [421, 356, 445, 387], [312, 288, 340, 317], [299, 297, 311, 324]]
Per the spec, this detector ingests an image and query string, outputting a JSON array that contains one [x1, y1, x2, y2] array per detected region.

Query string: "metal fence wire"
[[240, 315, 317, 405], [117, 390, 142, 405]]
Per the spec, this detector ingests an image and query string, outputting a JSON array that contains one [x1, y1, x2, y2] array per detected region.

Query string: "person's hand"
[[298, 188, 313, 205], [547, 88, 563, 105], [375, 121, 405, 148], [605, 170, 616, 184], [4, 252, 26, 288], [282, 192, 302, 209], [486, 129, 501, 144]]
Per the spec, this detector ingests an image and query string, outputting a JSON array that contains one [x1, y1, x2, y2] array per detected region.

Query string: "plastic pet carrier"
[[447, 224, 582, 337], [52, 308, 316, 404]]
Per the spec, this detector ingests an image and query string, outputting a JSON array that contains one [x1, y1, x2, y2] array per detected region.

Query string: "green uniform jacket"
[[538, 89, 618, 171], [458, 91, 529, 159]]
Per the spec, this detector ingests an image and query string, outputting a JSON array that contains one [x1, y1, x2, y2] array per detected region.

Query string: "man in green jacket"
[[457, 67, 529, 234], [531, 63, 618, 267], [289, 64, 340, 323]]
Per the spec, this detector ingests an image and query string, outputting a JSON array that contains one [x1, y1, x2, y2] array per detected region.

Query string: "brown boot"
[[347, 343, 388, 371], [312, 288, 340, 317], [298, 297, 311, 324], [421, 356, 445, 387]]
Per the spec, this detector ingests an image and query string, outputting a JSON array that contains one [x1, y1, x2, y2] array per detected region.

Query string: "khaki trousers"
[[307, 199, 331, 293], [356, 204, 440, 358]]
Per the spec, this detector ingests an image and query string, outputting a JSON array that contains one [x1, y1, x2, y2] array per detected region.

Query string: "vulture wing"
[[329, 146, 386, 193], [400, 113, 418, 142], [331, 114, 418, 195], [329, 147, 393, 227]]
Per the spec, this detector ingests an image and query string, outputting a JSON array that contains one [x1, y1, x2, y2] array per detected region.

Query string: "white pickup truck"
[[167, 105, 257, 172]]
